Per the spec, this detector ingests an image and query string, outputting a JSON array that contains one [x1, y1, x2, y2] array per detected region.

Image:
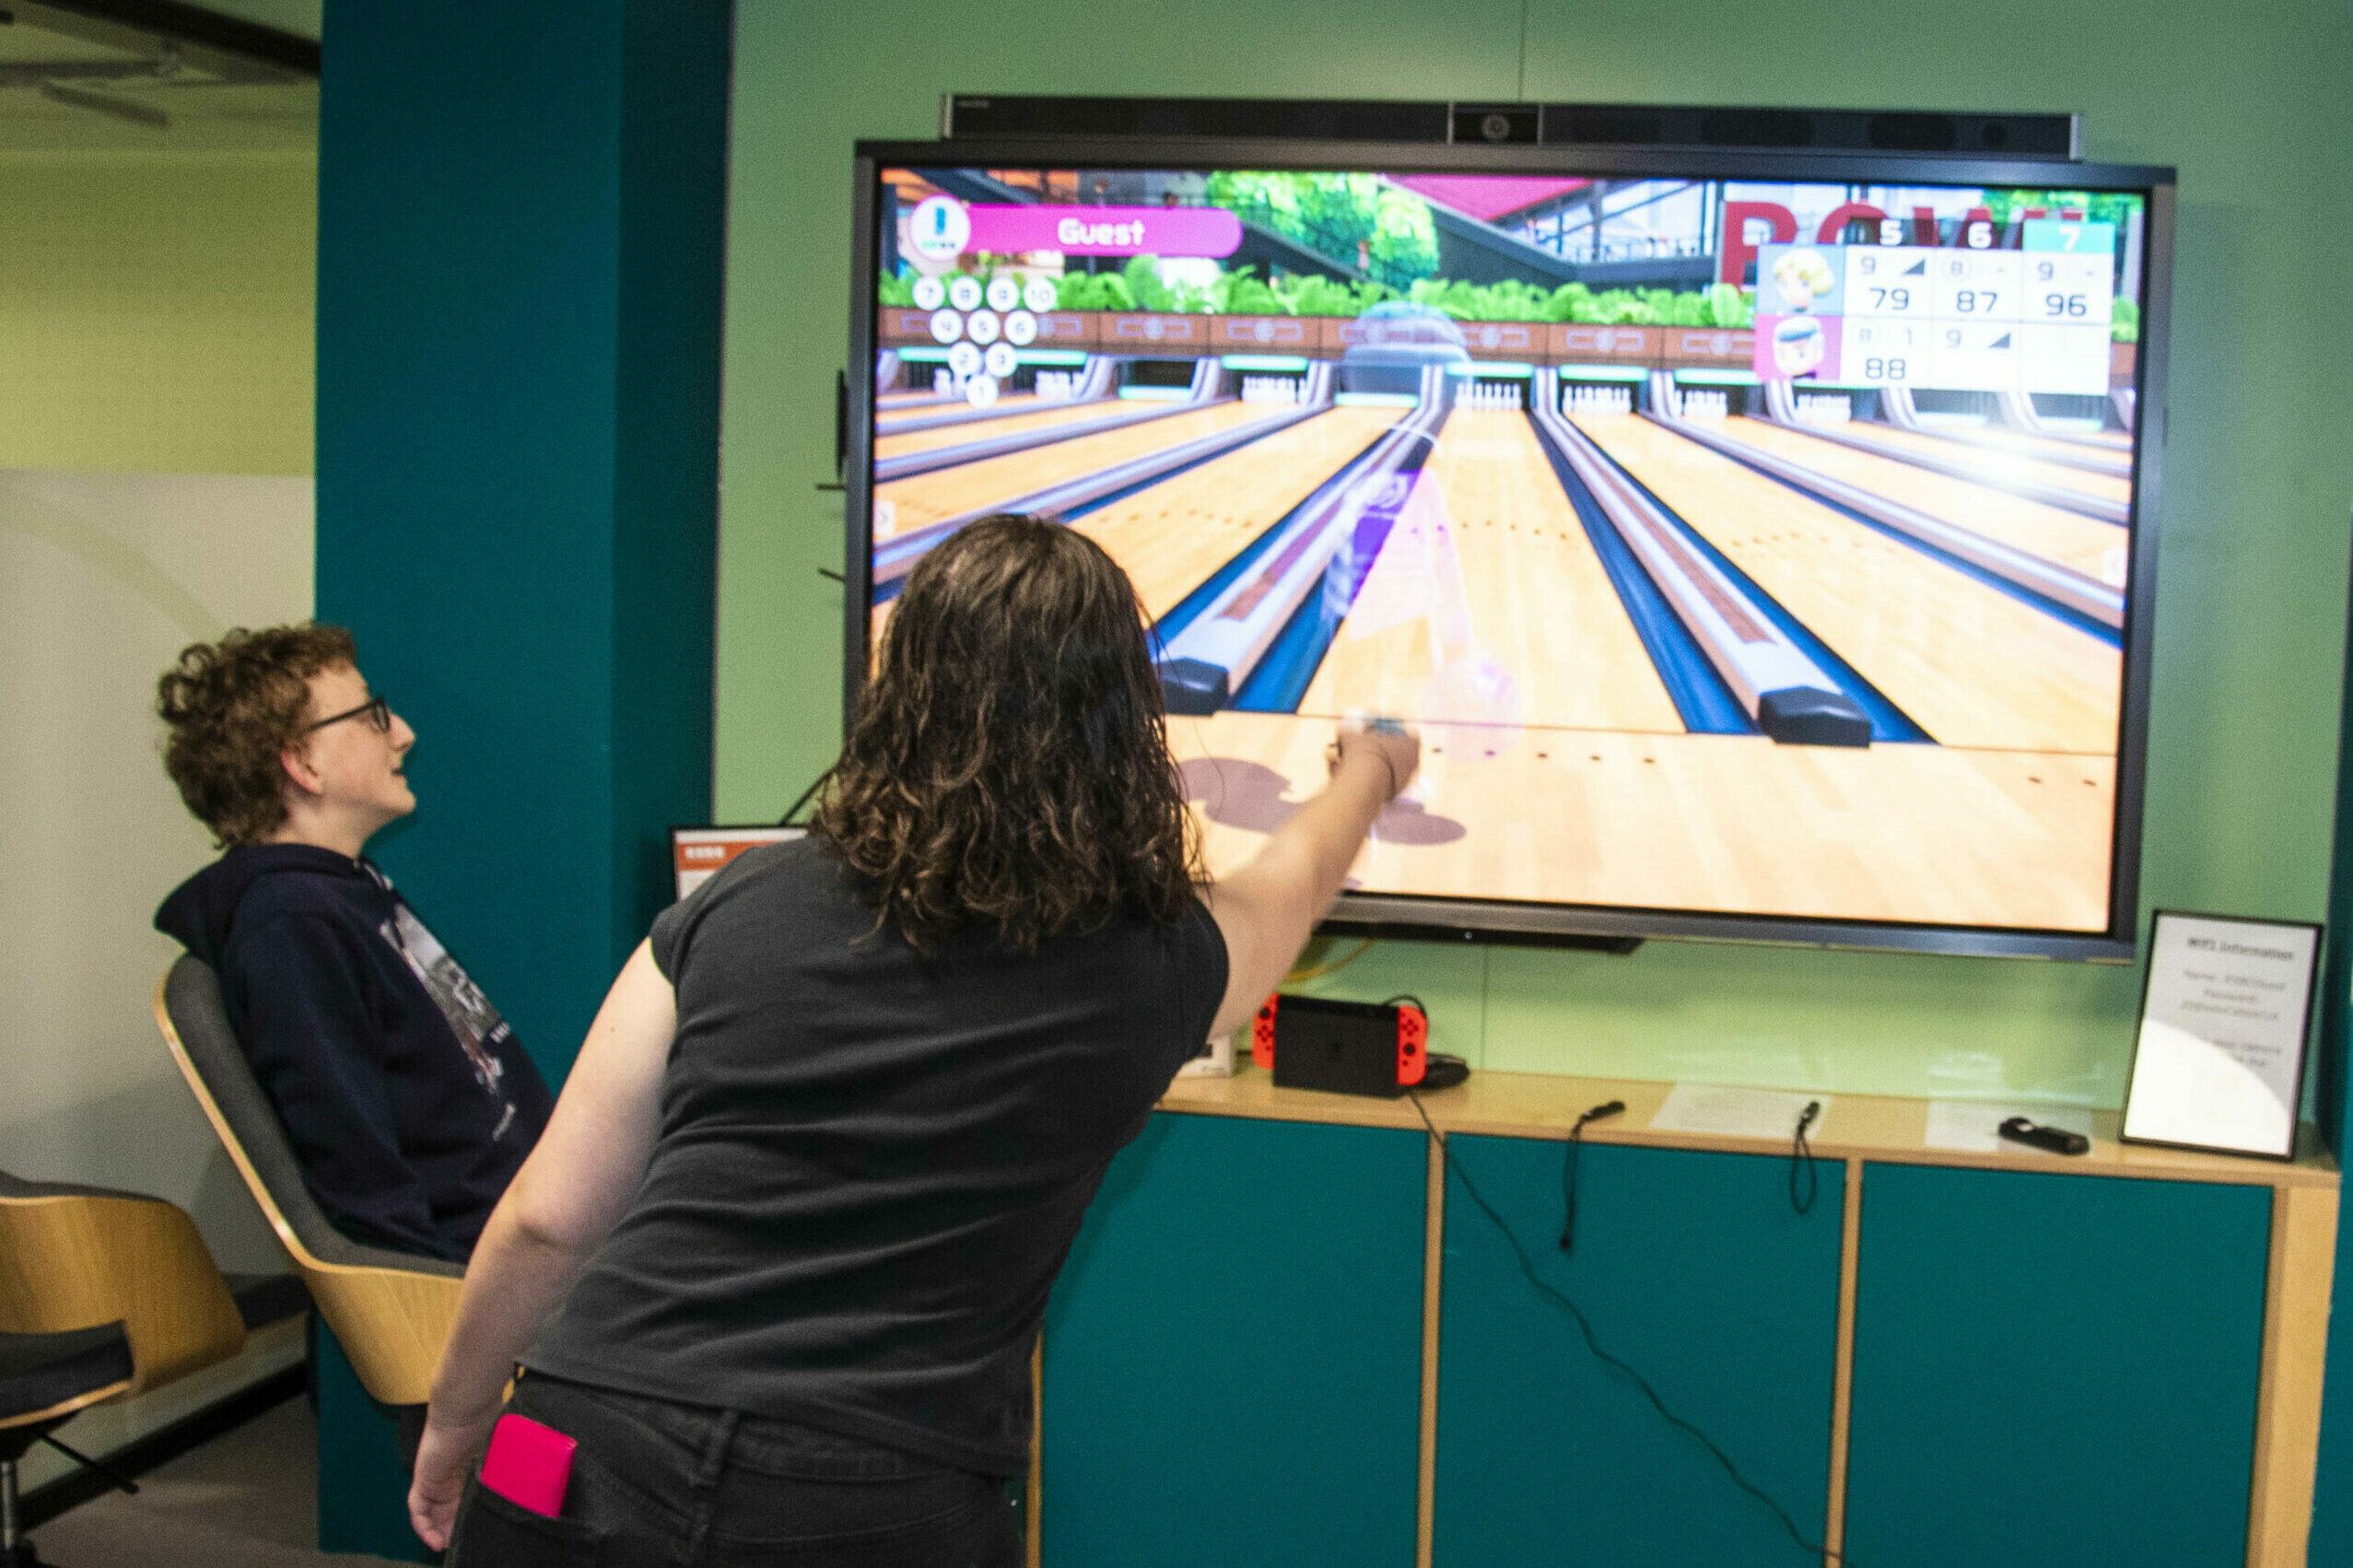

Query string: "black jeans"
[[445, 1374, 1022, 1567]]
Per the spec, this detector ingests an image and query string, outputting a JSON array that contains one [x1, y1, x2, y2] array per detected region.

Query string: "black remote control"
[[1998, 1116, 2090, 1156]]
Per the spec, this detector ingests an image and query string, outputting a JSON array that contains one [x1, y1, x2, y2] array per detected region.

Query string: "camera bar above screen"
[[845, 136, 2173, 961]]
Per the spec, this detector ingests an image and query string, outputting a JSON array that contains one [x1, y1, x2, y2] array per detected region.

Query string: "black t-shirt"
[[527, 837, 1229, 1474]]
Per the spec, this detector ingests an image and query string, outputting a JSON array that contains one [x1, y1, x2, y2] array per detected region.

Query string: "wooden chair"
[[0, 1173, 252, 1398], [2, 1326, 135, 1566], [154, 955, 463, 1409], [0, 1171, 310, 1564]]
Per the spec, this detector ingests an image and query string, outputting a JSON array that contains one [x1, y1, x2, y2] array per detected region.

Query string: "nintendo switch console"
[[1251, 994, 1429, 1097]]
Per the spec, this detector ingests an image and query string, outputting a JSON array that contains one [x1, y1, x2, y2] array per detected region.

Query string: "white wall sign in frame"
[[2122, 909, 2324, 1161]]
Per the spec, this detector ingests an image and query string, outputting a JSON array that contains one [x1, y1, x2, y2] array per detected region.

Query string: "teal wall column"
[[314, 4, 729, 1556], [317, 0, 728, 1083]]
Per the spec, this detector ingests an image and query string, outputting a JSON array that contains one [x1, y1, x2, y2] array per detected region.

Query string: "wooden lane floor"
[[873, 398, 1121, 460], [1926, 421, 2133, 462], [874, 393, 1042, 434], [872, 400, 1270, 540], [1072, 404, 1400, 621], [1172, 711, 2113, 933], [1298, 408, 1684, 734], [2017, 424, 2133, 453], [1573, 414, 2121, 755], [1804, 419, 2134, 505], [1715, 417, 2129, 579]]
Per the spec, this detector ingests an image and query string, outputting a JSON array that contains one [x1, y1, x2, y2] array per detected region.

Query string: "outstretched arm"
[[1203, 722, 1421, 1039], [407, 939, 675, 1550]]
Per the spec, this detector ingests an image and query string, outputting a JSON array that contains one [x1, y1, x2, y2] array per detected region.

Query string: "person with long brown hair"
[[408, 515, 1419, 1565]]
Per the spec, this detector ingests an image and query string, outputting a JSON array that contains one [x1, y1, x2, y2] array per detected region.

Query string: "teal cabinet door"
[[1845, 1164, 2270, 1568], [1434, 1135, 1845, 1566], [1042, 1113, 1426, 1568]]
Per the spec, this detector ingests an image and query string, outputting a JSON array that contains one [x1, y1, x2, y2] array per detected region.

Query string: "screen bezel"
[[845, 135, 2175, 962]]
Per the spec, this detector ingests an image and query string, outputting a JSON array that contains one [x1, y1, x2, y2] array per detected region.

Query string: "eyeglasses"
[[302, 696, 392, 735]]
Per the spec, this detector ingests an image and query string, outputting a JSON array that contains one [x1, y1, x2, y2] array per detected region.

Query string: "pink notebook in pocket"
[[480, 1412, 578, 1517]]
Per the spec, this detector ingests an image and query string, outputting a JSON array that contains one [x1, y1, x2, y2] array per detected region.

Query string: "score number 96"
[[2034, 259, 2089, 317]]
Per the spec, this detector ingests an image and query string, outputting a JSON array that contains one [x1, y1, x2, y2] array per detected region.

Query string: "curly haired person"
[[154, 623, 551, 1263]]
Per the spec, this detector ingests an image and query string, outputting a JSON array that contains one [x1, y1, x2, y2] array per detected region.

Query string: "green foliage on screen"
[[1981, 190, 2143, 231], [1205, 171, 1439, 286], [906, 257, 1748, 330], [2112, 297, 2140, 342], [1052, 270, 1136, 311]]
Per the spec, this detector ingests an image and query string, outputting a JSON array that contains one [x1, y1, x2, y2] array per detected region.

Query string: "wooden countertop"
[[1159, 1062, 2339, 1189]]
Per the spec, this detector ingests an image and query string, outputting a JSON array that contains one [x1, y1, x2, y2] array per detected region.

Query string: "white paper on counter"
[[1650, 1083, 1828, 1141], [1924, 1100, 2095, 1155], [2125, 913, 2318, 1157]]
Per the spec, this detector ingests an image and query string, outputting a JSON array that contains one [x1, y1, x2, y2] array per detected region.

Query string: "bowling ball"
[[1420, 653, 1525, 762]]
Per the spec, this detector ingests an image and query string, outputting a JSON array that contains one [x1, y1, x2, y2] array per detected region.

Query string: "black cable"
[[1380, 993, 1425, 1013], [1559, 1099, 1624, 1254], [1407, 1092, 1857, 1568], [777, 766, 835, 828], [1790, 1100, 1821, 1216]]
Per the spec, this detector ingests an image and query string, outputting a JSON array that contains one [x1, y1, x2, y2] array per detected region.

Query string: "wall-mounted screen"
[[846, 138, 2173, 960]]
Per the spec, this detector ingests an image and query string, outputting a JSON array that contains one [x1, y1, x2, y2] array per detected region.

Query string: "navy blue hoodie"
[[155, 844, 553, 1262]]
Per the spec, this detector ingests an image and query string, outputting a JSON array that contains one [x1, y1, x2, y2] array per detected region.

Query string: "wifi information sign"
[[1754, 235, 2113, 394]]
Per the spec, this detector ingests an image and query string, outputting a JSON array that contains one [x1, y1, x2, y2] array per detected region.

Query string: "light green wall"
[[0, 144, 318, 1480], [0, 150, 316, 476], [718, 0, 2353, 1105]]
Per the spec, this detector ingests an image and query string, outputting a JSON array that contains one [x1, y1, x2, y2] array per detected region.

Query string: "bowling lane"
[[1299, 409, 1684, 734], [872, 400, 1270, 540], [1575, 413, 2121, 755], [1716, 417, 2127, 579], [1175, 713, 2113, 932], [876, 393, 1043, 435], [1818, 420, 2132, 504], [1074, 405, 1399, 621], [874, 398, 1123, 460], [1926, 422, 2133, 462]]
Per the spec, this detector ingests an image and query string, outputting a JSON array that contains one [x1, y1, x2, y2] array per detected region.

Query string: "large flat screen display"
[[846, 139, 2173, 959]]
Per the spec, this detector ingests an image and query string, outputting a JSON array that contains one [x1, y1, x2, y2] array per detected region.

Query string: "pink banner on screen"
[[964, 205, 1243, 258]]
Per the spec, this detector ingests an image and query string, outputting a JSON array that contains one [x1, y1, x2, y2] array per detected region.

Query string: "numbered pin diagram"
[[1023, 276, 1058, 313], [983, 342, 1017, 379], [928, 309, 962, 345], [966, 310, 1001, 345], [911, 275, 947, 310], [965, 373, 999, 408], [1002, 310, 1037, 346], [985, 275, 1021, 312], [947, 275, 984, 311], [947, 341, 982, 378]]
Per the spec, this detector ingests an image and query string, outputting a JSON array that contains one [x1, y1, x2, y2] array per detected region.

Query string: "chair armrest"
[[0, 1191, 246, 1397], [302, 1263, 465, 1407]]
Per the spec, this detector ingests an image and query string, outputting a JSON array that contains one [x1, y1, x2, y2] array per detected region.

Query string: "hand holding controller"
[[1330, 716, 1422, 803]]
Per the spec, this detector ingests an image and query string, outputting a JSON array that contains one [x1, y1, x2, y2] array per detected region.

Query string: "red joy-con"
[[1396, 1005, 1428, 1087], [1252, 994, 1280, 1069]]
